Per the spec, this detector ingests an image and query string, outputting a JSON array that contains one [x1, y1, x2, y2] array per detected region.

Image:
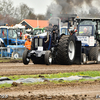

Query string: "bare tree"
[[15, 3, 34, 21], [36, 14, 46, 20], [0, 0, 14, 17], [26, 10, 36, 19]]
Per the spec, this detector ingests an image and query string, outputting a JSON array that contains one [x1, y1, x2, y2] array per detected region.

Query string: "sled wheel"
[[81, 53, 87, 64], [89, 47, 100, 64]]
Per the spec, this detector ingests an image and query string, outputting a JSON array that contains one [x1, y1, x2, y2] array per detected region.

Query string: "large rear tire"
[[22, 50, 30, 65], [56, 35, 75, 65], [89, 47, 100, 63]]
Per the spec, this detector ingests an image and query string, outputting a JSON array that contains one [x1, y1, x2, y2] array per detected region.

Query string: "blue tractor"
[[56, 17, 100, 65], [22, 14, 77, 65], [0, 26, 25, 58], [0, 26, 25, 47], [74, 18, 100, 64]]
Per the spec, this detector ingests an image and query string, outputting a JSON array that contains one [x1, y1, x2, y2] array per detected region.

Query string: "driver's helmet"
[[53, 25, 58, 29]]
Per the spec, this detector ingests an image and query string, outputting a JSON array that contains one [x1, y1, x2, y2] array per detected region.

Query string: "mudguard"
[[74, 41, 81, 64]]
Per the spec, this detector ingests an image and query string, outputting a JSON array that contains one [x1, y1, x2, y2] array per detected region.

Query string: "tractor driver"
[[52, 25, 59, 44], [25, 35, 32, 50], [82, 27, 90, 36]]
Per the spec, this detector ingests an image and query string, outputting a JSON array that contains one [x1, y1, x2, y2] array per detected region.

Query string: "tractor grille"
[[35, 38, 38, 48], [39, 39, 43, 46], [35, 38, 43, 48]]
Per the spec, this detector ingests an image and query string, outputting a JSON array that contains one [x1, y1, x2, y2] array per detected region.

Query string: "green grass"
[[0, 79, 100, 89], [44, 71, 100, 78], [51, 78, 100, 84], [0, 71, 100, 80], [23, 82, 47, 86], [0, 58, 22, 62], [0, 83, 11, 88], [0, 71, 100, 88], [6, 75, 39, 80]]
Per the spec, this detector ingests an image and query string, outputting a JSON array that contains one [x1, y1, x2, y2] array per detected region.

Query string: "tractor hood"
[[7, 45, 25, 48], [34, 32, 47, 38], [11, 39, 25, 45]]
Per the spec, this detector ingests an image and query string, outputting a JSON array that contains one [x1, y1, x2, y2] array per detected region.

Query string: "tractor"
[[57, 17, 100, 65], [0, 26, 25, 47], [74, 17, 100, 64], [0, 26, 25, 58], [22, 14, 77, 65]]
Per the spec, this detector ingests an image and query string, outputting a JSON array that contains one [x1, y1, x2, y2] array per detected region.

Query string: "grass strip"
[[0, 71, 100, 80]]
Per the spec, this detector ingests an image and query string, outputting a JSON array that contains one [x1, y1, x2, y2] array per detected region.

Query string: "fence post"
[[1, 47, 2, 58]]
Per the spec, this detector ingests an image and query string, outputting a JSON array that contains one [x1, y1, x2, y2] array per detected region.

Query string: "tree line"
[[0, 0, 46, 25]]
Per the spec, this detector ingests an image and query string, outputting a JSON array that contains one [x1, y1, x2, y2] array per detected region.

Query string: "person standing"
[[25, 35, 31, 50]]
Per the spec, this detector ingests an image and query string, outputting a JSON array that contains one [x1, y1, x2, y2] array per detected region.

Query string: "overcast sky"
[[13, 0, 54, 15]]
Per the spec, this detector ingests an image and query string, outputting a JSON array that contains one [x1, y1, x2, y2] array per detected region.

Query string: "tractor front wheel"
[[45, 50, 52, 65], [22, 50, 30, 65]]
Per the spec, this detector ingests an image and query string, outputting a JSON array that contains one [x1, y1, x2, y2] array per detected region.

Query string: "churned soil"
[[0, 63, 100, 99], [0, 63, 100, 76], [0, 80, 100, 100]]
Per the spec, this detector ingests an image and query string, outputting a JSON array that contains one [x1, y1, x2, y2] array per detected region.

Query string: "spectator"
[[25, 35, 31, 50]]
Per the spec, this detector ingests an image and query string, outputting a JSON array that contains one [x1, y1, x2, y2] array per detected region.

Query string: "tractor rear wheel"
[[56, 35, 75, 65], [22, 50, 30, 65], [89, 47, 100, 63]]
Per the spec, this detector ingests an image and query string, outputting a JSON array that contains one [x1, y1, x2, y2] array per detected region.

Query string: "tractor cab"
[[0, 26, 25, 47], [14, 24, 26, 40]]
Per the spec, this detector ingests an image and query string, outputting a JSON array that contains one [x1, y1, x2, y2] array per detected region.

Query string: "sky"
[[13, 0, 54, 15]]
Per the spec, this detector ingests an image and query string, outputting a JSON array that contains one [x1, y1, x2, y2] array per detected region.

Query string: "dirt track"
[[0, 63, 100, 100], [0, 62, 100, 76], [0, 80, 100, 100]]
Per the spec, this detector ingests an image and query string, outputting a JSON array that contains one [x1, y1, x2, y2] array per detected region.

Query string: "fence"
[[0, 46, 26, 59]]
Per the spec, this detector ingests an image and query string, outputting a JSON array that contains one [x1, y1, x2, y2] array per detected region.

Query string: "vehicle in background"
[[74, 17, 100, 64], [0, 26, 25, 59], [0, 26, 25, 47], [30, 28, 46, 36]]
